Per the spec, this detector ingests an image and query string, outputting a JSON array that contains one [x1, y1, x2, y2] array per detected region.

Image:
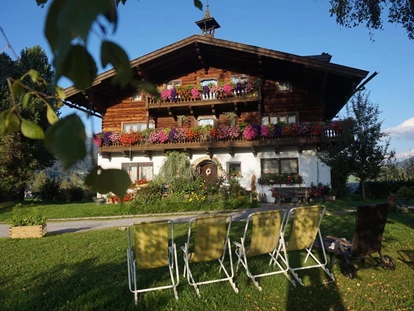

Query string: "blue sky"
[[1, 0, 413, 159]]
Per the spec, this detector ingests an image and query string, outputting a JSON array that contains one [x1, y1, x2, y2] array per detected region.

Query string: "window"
[[230, 75, 248, 84], [200, 79, 217, 87], [123, 122, 154, 132], [131, 92, 142, 101], [276, 81, 291, 92], [227, 162, 242, 177], [261, 158, 298, 175], [197, 116, 215, 127], [261, 113, 297, 125], [166, 80, 181, 90], [122, 162, 153, 182]]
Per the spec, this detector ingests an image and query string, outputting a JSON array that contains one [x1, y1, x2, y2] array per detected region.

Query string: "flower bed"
[[93, 121, 344, 147]]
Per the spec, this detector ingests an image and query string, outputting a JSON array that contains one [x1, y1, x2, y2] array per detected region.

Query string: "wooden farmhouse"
[[64, 8, 370, 199]]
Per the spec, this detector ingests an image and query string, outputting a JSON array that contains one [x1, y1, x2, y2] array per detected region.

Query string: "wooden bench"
[[270, 187, 308, 204]]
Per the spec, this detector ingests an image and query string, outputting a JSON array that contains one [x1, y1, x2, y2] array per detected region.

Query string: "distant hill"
[[396, 156, 414, 169]]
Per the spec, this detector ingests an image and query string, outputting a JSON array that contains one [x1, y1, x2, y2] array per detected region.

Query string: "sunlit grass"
[[0, 211, 413, 310]]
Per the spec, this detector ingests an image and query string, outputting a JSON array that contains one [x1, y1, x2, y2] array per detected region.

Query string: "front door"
[[199, 161, 218, 184]]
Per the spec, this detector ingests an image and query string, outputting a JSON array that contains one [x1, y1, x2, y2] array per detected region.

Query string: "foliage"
[[0, 46, 58, 201], [396, 186, 414, 201], [258, 173, 303, 185], [7, 203, 46, 226], [155, 151, 195, 185], [320, 92, 394, 200], [34, 177, 62, 201], [329, 0, 414, 40]]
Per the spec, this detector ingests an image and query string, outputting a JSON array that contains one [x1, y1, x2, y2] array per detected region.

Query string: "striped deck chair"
[[233, 210, 293, 291], [127, 220, 179, 304], [279, 205, 335, 286], [181, 215, 239, 297]]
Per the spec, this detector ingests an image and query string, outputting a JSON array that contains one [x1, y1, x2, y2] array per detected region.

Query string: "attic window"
[[123, 122, 154, 132], [262, 113, 297, 125], [230, 75, 248, 84], [131, 92, 142, 101], [276, 81, 291, 92], [201, 79, 217, 86], [197, 116, 215, 127], [166, 80, 181, 89]]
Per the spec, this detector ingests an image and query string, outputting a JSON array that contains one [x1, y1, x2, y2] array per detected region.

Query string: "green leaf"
[[134, 80, 160, 98], [0, 110, 20, 134], [21, 118, 45, 139], [28, 69, 40, 83], [194, 0, 203, 10], [101, 40, 132, 87], [59, 0, 114, 42], [44, 113, 86, 170], [85, 166, 131, 200], [12, 80, 24, 97], [55, 86, 66, 100], [44, 0, 65, 52], [22, 93, 32, 108], [60, 45, 97, 90], [46, 104, 59, 125]]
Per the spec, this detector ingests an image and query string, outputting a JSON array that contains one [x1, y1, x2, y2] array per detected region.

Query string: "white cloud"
[[384, 118, 414, 140]]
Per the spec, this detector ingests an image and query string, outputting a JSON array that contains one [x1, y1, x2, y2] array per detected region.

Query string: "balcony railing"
[[145, 89, 261, 108], [97, 124, 344, 157]]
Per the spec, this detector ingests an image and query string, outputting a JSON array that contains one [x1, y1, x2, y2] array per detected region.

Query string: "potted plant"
[[8, 204, 47, 239]]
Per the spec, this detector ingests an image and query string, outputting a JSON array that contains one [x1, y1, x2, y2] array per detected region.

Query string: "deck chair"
[[233, 209, 293, 290], [181, 215, 239, 297], [127, 220, 179, 304], [324, 203, 396, 278], [279, 205, 335, 286]]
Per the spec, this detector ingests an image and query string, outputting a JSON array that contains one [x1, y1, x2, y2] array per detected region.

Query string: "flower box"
[[9, 223, 47, 239]]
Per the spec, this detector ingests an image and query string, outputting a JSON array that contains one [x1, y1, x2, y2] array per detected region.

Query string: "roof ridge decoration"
[[195, 3, 220, 37]]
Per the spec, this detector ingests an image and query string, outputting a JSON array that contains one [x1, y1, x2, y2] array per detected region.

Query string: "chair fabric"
[[127, 220, 179, 304], [322, 203, 396, 278], [281, 205, 335, 286], [182, 214, 238, 297], [234, 209, 292, 290], [135, 220, 169, 269]]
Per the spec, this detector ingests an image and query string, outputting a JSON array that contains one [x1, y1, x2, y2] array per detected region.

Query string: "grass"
[[0, 200, 413, 310], [0, 196, 254, 223]]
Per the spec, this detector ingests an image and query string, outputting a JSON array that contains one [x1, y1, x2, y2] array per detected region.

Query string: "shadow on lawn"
[[1, 258, 175, 311]]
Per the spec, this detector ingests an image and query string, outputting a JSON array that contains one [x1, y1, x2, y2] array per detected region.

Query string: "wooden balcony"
[[99, 130, 341, 160], [145, 89, 262, 118]]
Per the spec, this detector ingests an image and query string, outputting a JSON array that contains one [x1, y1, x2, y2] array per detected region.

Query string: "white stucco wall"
[[97, 145, 331, 198]]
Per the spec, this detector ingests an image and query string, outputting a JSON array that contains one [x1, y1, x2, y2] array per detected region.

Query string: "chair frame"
[[279, 205, 335, 286], [234, 209, 293, 290], [181, 215, 239, 297], [127, 220, 179, 304], [324, 203, 396, 278]]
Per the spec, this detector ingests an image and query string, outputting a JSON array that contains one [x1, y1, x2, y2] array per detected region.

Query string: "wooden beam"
[[143, 150, 152, 160], [184, 148, 192, 159], [228, 147, 234, 157], [101, 152, 111, 160], [274, 145, 280, 154], [206, 147, 213, 158], [252, 146, 258, 157]]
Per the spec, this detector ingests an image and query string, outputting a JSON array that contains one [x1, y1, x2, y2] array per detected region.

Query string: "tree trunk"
[[361, 180, 366, 200]]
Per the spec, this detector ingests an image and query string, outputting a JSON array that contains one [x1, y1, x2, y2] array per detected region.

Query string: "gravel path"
[[0, 204, 282, 238]]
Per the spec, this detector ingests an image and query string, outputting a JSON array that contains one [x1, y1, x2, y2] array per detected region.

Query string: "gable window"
[[261, 113, 297, 125], [123, 122, 154, 132], [230, 75, 248, 84], [166, 80, 181, 90], [131, 92, 142, 101], [276, 81, 291, 92], [227, 162, 242, 177], [200, 79, 217, 87], [260, 158, 298, 175], [122, 162, 153, 182]]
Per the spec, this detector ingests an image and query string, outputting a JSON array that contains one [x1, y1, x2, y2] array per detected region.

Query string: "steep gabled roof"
[[65, 34, 369, 119]]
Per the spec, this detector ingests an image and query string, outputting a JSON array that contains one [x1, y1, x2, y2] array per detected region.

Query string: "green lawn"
[[0, 202, 413, 310]]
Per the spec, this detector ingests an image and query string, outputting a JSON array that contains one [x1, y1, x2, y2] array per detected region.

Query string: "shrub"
[[8, 204, 46, 226], [396, 186, 414, 203], [34, 177, 62, 201], [66, 185, 86, 202]]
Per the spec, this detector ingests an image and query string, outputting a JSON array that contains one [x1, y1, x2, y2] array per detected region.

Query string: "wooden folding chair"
[[127, 220, 179, 304], [181, 214, 239, 297]]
